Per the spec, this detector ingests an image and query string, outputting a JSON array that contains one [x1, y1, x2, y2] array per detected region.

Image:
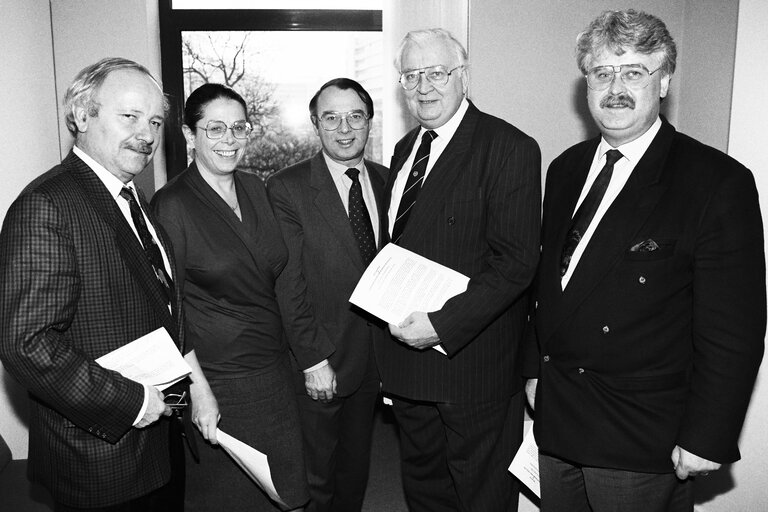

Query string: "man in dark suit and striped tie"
[[379, 28, 542, 512], [0, 58, 217, 511]]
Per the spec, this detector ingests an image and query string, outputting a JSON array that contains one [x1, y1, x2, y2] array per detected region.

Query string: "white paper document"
[[509, 421, 540, 498], [350, 243, 469, 354], [216, 429, 286, 507], [95, 327, 191, 391]]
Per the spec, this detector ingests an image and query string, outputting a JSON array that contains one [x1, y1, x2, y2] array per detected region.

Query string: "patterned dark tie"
[[560, 149, 623, 277], [391, 130, 437, 244], [119, 187, 173, 303], [345, 168, 377, 266]]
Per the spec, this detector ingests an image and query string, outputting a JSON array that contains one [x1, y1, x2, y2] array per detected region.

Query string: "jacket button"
[[543, 355, 550, 362], [578, 367, 585, 374], [447, 216, 456, 225], [639, 276, 646, 284], [602, 326, 610, 334]]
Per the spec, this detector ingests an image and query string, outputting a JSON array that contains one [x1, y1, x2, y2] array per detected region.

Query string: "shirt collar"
[[73, 145, 136, 199], [598, 117, 662, 164], [423, 97, 469, 142], [322, 151, 365, 182]]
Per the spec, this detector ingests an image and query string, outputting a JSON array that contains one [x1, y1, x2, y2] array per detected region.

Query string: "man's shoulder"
[[671, 130, 745, 169], [364, 159, 388, 178], [267, 154, 317, 187]]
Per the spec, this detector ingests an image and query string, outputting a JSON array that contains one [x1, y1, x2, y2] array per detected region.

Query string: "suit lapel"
[[397, 104, 479, 245], [365, 159, 386, 249], [543, 123, 675, 340], [66, 153, 174, 327], [309, 153, 367, 272]]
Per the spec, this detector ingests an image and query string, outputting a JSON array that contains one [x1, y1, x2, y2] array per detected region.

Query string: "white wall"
[[0, 0, 60, 460], [708, 0, 768, 510]]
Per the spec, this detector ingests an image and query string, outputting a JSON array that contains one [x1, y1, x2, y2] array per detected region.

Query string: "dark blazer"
[[527, 119, 766, 473], [152, 162, 305, 376], [376, 101, 542, 403], [266, 152, 389, 395], [0, 152, 185, 507]]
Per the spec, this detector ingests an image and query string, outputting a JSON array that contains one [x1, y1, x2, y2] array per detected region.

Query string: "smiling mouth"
[[337, 138, 355, 147], [213, 150, 237, 157]]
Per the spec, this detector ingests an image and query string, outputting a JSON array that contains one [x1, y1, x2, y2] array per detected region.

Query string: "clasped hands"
[[389, 311, 440, 350]]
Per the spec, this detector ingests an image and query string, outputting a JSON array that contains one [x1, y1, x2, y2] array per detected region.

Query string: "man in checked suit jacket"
[[0, 58, 217, 511], [381, 29, 541, 512], [267, 78, 388, 512], [524, 10, 765, 511]]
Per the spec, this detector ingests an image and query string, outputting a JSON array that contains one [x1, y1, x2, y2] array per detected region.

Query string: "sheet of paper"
[[350, 243, 469, 354], [216, 428, 286, 507], [509, 420, 540, 498], [95, 327, 191, 391]]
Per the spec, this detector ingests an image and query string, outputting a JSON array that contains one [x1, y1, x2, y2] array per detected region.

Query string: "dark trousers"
[[539, 452, 694, 512], [55, 417, 185, 512], [391, 392, 523, 512], [298, 368, 379, 512]]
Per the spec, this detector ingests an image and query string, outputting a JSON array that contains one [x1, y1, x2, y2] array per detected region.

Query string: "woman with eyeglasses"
[[152, 83, 310, 512]]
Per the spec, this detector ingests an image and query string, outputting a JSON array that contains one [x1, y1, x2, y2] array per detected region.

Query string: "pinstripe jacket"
[[0, 151, 185, 507], [376, 101, 542, 402]]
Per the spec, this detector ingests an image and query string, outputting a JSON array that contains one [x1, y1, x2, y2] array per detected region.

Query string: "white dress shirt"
[[322, 152, 380, 246], [388, 98, 470, 234], [561, 117, 662, 289]]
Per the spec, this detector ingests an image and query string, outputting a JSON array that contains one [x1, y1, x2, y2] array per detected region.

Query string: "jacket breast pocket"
[[624, 238, 677, 261]]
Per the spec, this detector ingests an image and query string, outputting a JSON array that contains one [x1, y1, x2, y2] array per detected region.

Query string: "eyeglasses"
[[399, 65, 464, 90], [164, 391, 188, 410], [314, 110, 370, 131], [197, 120, 252, 140], [585, 64, 662, 91]]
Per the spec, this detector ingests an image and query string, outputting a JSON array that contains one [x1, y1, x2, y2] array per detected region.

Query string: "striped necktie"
[[391, 130, 437, 244]]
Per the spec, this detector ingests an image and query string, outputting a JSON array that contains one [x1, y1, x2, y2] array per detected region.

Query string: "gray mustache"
[[601, 94, 635, 109], [126, 143, 153, 155]]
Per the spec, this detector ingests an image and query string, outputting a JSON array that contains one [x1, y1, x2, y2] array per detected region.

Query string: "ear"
[[72, 104, 90, 133], [659, 73, 671, 99], [460, 67, 469, 95], [181, 125, 196, 148], [311, 116, 320, 137]]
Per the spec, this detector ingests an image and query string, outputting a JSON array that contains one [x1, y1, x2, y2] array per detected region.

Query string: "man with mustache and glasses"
[[523, 10, 765, 512], [267, 78, 388, 512], [0, 58, 216, 511]]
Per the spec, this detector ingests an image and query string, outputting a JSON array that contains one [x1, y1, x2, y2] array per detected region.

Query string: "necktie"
[[560, 149, 623, 277], [119, 187, 173, 303], [345, 168, 377, 265], [391, 130, 437, 244]]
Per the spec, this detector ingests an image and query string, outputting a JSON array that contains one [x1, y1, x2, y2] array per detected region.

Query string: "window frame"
[[158, 0, 382, 179]]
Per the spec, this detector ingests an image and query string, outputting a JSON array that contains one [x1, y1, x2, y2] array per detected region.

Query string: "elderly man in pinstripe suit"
[[0, 58, 216, 512], [378, 28, 542, 512]]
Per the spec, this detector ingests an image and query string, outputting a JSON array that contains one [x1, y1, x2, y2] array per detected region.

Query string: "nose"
[[221, 126, 237, 143], [338, 117, 352, 133], [416, 72, 434, 94], [136, 120, 155, 144], [608, 71, 627, 94]]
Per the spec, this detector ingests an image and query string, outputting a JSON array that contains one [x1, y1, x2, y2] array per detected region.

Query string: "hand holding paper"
[[350, 243, 469, 355], [389, 311, 440, 350]]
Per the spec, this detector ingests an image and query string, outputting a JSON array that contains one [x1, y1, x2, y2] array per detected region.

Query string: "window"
[[159, 0, 382, 181]]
